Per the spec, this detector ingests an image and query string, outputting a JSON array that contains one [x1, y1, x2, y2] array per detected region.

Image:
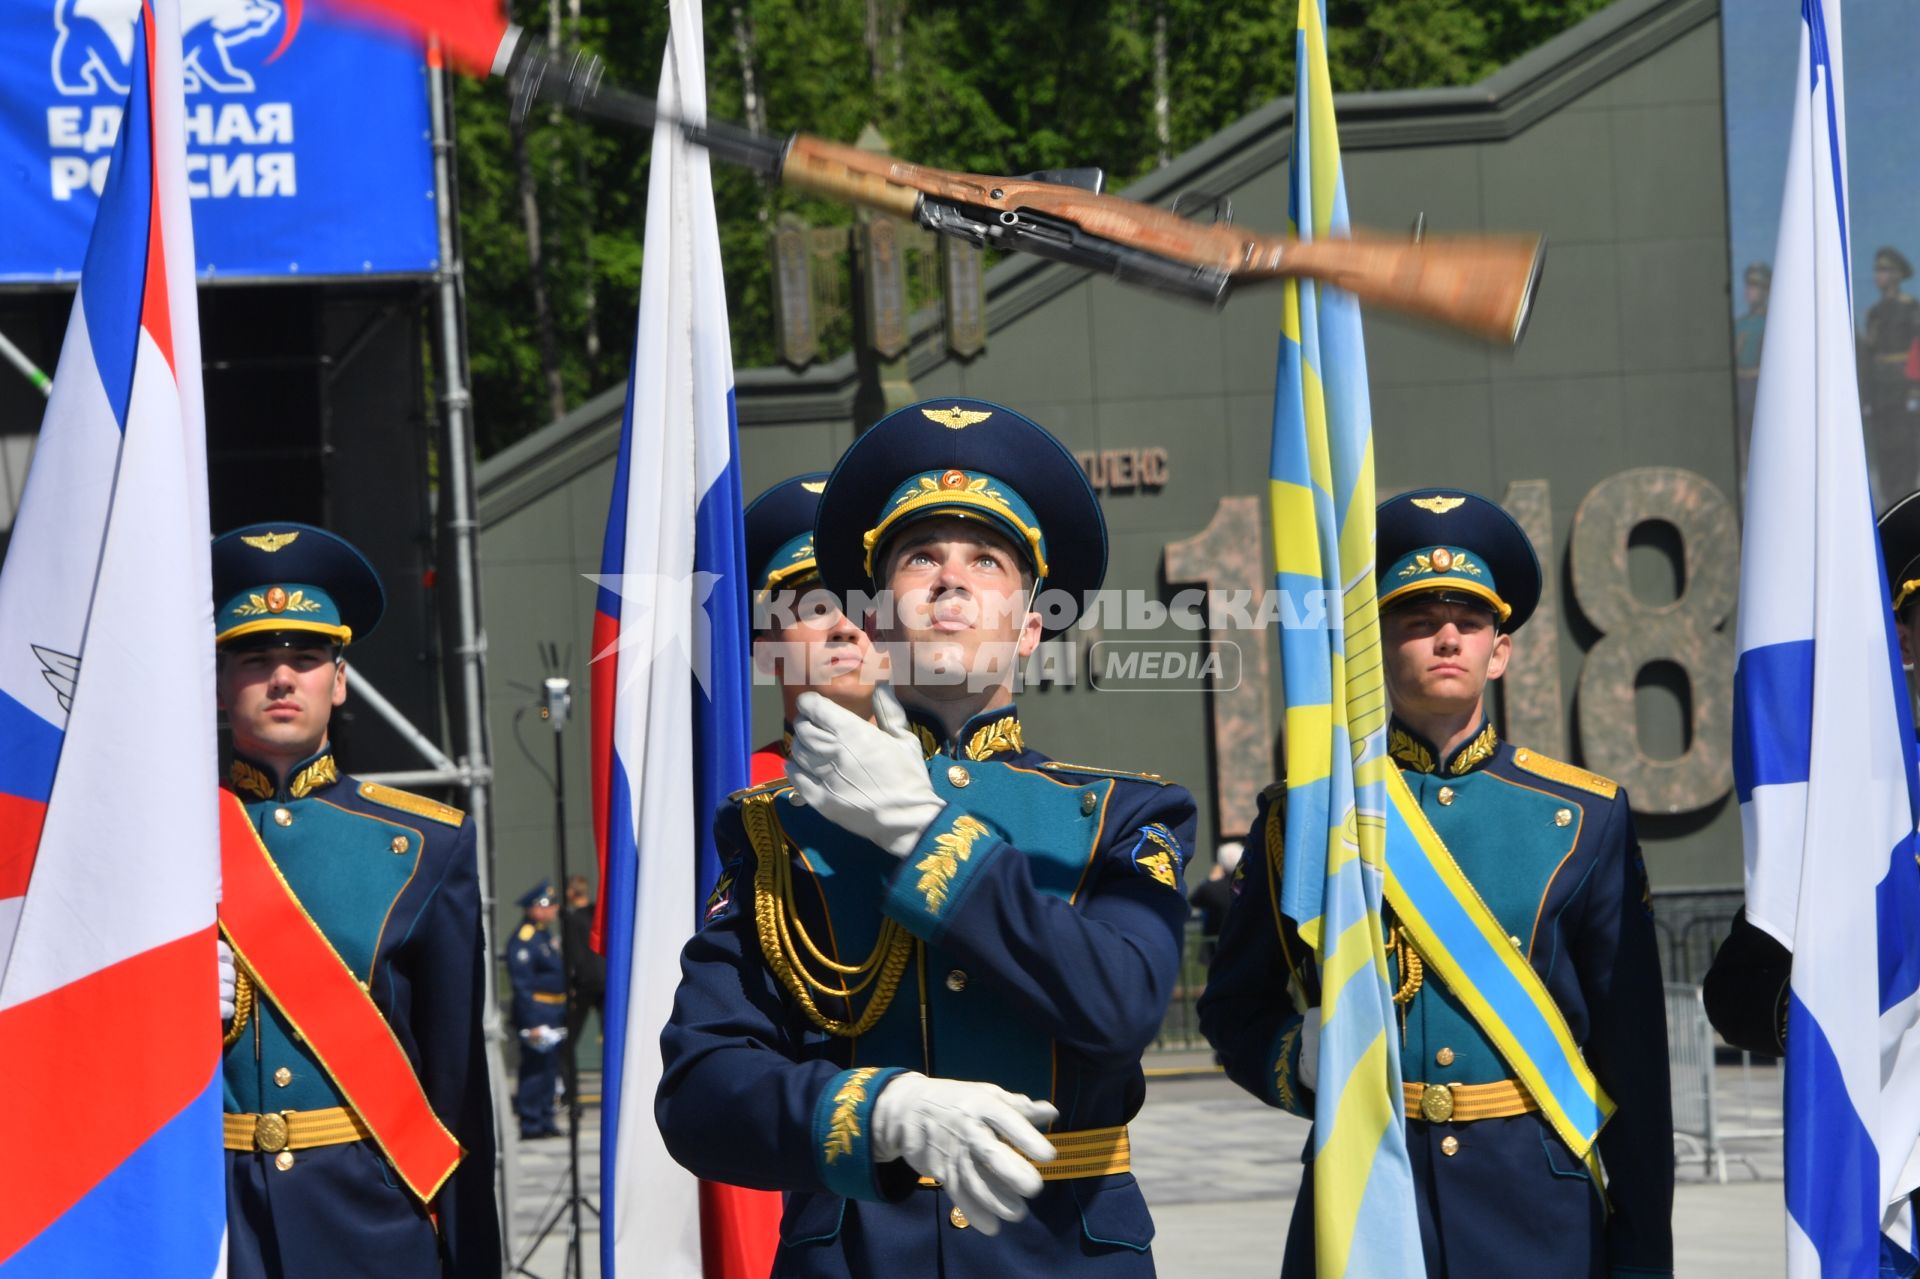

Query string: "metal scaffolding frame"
[[412, 54, 516, 1263]]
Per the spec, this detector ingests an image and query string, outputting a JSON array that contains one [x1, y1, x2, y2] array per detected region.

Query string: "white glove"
[[217, 937, 236, 1025], [520, 1025, 566, 1050], [870, 1073, 1059, 1236], [1296, 1006, 1321, 1092], [786, 687, 944, 857]]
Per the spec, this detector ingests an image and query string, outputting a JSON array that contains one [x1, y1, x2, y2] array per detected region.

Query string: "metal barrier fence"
[[1667, 981, 1782, 1181], [1154, 886, 1750, 1054], [1650, 888, 1746, 986], [1152, 919, 1212, 1052]]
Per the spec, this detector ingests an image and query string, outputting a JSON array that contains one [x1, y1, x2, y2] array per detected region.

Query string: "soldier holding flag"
[[1200, 491, 1673, 1278]]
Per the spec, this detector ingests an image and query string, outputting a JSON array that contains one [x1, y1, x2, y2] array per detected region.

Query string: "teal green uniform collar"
[[227, 745, 342, 803], [1386, 717, 1498, 777], [903, 702, 1026, 762]]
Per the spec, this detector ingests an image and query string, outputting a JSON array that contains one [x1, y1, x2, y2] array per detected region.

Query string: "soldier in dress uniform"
[[506, 880, 567, 1139], [211, 522, 499, 1278], [1199, 490, 1673, 1278], [743, 471, 881, 785], [1704, 488, 1920, 1056], [656, 398, 1200, 1276]]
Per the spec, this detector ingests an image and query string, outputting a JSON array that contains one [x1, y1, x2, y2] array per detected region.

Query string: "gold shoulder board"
[[1510, 749, 1619, 800], [357, 781, 465, 826], [728, 777, 794, 804], [1038, 761, 1167, 785]]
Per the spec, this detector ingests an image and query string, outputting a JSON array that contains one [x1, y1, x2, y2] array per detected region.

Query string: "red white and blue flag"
[[587, 1, 768, 1275], [0, 0, 225, 1273]]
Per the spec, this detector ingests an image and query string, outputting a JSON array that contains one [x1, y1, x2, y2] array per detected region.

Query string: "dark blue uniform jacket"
[[1198, 721, 1673, 1279], [657, 705, 1197, 1278], [221, 748, 500, 1279]]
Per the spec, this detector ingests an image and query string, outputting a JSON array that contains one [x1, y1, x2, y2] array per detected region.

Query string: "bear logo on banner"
[[53, 0, 294, 97]]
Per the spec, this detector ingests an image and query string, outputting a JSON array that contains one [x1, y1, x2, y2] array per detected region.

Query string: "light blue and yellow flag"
[[1268, 4, 1424, 1274], [1268, 5, 1612, 1275]]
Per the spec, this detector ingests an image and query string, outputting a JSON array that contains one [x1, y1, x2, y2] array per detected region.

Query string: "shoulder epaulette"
[[1510, 748, 1619, 800], [517, 922, 536, 942], [728, 776, 794, 804], [1259, 780, 1287, 803], [1037, 761, 1168, 785], [357, 781, 464, 826]]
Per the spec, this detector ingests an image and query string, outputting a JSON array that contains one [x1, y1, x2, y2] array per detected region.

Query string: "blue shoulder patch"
[[1128, 822, 1183, 889]]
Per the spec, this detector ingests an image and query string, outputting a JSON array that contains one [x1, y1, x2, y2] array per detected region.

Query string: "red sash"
[[215, 790, 463, 1202]]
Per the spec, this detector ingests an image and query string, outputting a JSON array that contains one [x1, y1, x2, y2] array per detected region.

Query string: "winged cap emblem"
[[241, 530, 301, 553], [1410, 496, 1466, 515], [921, 405, 993, 430], [801, 480, 827, 493]]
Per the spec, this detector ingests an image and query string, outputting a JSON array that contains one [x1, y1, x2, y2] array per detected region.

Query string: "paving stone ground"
[[508, 1057, 1787, 1277]]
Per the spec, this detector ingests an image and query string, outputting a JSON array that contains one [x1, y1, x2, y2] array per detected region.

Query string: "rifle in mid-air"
[[501, 33, 1544, 345]]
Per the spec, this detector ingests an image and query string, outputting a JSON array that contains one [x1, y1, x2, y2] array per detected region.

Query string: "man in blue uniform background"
[[212, 522, 499, 1278], [507, 880, 567, 1139], [657, 398, 1199, 1276], [1199, 490, 1673, 1278]]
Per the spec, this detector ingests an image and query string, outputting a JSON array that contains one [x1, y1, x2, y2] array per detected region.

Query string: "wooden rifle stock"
[[782, 134, 1544, 345]]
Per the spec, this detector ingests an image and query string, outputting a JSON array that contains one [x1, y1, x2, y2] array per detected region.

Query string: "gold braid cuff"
[[743, 793, 916, 1038], [224, 964, 256, 1048]]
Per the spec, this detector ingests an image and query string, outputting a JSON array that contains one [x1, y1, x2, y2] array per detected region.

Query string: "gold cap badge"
[[921, 405, 993, 430], [801, 480, 826, 493], [1411, 496, 1466, 515], [241, 530, 301, 553]]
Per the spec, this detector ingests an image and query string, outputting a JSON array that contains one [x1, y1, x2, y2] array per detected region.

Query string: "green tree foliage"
[[456, 0, 1613, 454]]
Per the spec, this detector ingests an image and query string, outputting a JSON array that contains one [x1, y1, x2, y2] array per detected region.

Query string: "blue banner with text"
[[0, 0, 438, 282]]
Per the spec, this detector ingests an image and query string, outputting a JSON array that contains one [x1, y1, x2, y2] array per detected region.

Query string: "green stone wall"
[[475, 0, 1742, 943]]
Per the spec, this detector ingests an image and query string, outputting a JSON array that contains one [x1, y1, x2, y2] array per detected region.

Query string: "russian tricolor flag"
[[1734, 2, 1920, 1273], [587, 1, 770, 1275], [0, 1, 225, 1273]]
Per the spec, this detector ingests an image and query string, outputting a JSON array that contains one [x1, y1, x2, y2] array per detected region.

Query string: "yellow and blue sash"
[[1380, 777, 1613, 1160]]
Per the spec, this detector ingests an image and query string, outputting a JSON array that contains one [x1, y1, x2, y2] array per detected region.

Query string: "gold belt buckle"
[[254, 1112, 290, 1153], [1419, 1083, 1456, 1124]]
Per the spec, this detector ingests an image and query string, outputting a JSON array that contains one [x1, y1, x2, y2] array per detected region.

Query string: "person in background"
[[1861, 247, 1920, 501], [1188, 839, 1243, 965], [560, 874, 604, 1105], [507, 879, 567, 1140], [1734, 262, 1770, 462]]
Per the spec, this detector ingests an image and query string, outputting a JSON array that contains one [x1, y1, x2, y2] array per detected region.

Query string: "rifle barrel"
[[498, 42, 1542, 345], [503, 40, 787, 178]]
